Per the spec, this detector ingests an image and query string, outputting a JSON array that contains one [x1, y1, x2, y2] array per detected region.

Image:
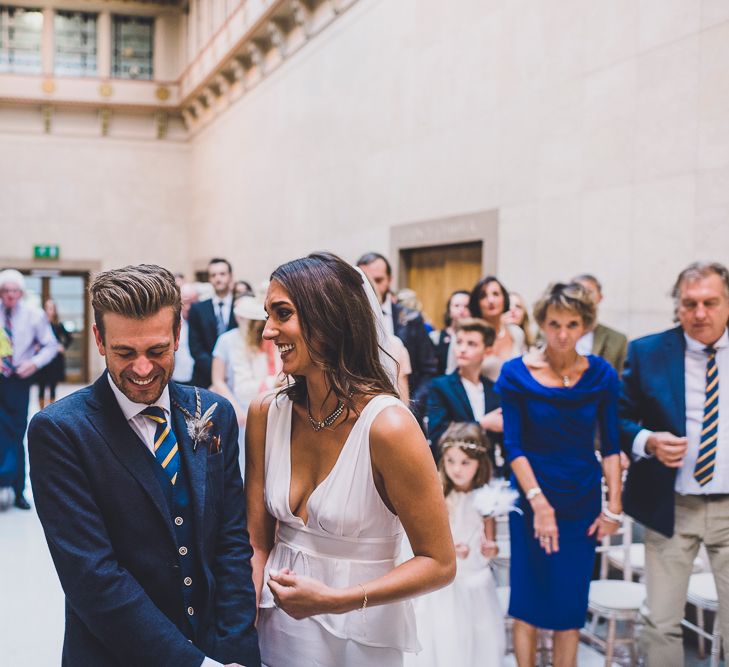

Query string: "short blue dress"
[[495, 355, 619, 630]]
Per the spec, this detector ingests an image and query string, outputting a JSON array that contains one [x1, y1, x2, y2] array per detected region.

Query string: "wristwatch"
[[526, 486, 543, 501]]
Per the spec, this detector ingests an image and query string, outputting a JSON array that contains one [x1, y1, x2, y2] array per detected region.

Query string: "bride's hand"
[[267, 568, 340, 620]]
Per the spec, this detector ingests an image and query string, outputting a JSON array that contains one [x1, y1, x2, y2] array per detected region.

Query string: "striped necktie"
[[141, 406, 180, 485], [1, 307, 13, 377], [694, 346, 719, 487]]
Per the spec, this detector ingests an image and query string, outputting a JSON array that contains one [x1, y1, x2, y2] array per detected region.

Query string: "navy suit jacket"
[[188, 298, 237, 388], [28, 374, 260, 667], [426, 370, 501, 459], [619, 326, 686, 537], [391, 301, 438, 418]]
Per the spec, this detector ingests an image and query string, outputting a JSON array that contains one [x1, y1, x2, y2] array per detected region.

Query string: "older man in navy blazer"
[[28, 265, 260, 667], [427, 318, 503, 462], [620, 262, 729, 667]]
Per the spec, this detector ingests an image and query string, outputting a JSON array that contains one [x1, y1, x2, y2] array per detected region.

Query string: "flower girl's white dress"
[[258, 394, 419, 667], [405, 489, 506, 667]]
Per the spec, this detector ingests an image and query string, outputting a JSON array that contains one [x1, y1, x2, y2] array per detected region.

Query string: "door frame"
[[389, 209, 499, 290]]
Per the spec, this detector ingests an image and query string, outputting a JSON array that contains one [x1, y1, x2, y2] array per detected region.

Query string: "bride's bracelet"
[[601, 508, 624, 524], [358, 584, 368, 612]]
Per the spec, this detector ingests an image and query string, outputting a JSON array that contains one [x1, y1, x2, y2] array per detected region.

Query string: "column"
[[97, 11, 112, 78], [41, 8, 53, 76]]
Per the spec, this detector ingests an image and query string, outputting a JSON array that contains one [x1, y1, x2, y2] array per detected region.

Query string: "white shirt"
[[173, 318, 194, 383], [381, 297, 395, 337], [576, 330, 595, 356], [633, 328, 728, 495], [461, 376, 486, 421], [107, 375, 223, 667]]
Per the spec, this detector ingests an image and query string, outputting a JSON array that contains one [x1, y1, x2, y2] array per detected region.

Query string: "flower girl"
[[406, 422, 511, 666]]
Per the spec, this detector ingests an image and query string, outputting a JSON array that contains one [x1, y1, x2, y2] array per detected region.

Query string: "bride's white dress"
[[258, 394, 419, 667]]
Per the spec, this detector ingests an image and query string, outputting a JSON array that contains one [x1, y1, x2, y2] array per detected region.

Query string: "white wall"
[[189, 0, 729, 338]]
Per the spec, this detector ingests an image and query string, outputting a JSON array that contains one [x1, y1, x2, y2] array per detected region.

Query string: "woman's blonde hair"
[[437, 422, 492, 496], [533, 282, 596, 330]]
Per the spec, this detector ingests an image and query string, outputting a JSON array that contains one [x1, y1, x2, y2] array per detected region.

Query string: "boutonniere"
[[173, 387, 218, 453]]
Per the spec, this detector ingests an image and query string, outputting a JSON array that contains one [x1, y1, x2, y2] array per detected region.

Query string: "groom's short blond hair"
[[90, 264, 181, 342]]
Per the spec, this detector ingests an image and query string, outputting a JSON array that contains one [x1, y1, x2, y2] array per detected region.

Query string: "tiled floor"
[[1, 384, 723, 665]]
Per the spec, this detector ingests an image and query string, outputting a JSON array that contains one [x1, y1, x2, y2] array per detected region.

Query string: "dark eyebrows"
[[110, 342, 171, 352], [268, 300, 293, 310]]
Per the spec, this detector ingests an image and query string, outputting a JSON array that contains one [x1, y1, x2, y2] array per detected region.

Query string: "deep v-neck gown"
[[258, 394, 419, 667]]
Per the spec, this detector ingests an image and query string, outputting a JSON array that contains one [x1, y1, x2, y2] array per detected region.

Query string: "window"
[[112, 15, 153, 80], [54, 10, 97, 76], [0, 5, 43, 74]]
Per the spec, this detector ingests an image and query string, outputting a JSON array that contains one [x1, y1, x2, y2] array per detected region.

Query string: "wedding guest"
[[387, 334, 412, 404], [469, 276, 526, 382], [172, 283, 198, 385], [397, 288, 433, 333], [620, 262, 729, 667], [234, 280, 255, 299], [36, 298, 72, 408], [247, 252, 455, 667], [572, 274, 628, 374], [188, 258, 236, 388], [211, 295, 281, 466], [426, 318, 503, 463], [496, 282, 622, 667], [0, 269, 57, 510], [504, 292, 535, 349], [358, 252, 438, 422], [431, 290, 471, 376]]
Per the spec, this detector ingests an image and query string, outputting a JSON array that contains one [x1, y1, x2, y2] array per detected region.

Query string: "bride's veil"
[[353, 265, 399, 388]]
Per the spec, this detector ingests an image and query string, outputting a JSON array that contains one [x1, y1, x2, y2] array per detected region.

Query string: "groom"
[[28, 264, 260, 667]]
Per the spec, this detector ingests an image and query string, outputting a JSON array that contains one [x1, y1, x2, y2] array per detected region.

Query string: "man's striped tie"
[[694, 346, 719, 487], [141, 406, 180, 485]]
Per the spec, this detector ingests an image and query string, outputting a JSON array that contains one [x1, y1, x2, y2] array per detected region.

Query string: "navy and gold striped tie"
[[141, 407, 180, 485], [694, 346, 719, 487]]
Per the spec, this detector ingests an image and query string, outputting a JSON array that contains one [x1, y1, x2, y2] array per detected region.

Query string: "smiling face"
[[442, 447, 480, 492], [507, 293, 526, 326], [478, 280, 506, 320], [94, 306, 179, 404], [677, 274, 729, 346], [541, 305, 585, 355], [263, 280, 315, 376]]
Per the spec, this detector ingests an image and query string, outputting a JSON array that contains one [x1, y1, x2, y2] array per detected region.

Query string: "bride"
[[245, 252, 455, 666]]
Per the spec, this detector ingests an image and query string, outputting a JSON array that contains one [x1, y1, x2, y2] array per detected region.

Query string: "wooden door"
[[400, 242, 483, 330]]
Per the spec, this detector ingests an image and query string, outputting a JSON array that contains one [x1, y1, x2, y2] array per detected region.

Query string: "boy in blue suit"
[[28, 264, 260, 667], [427, 318, 503, 462]]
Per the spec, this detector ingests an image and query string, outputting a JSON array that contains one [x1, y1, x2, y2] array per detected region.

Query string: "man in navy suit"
[[426, 318, 503, 462], [28, 264, 260, 667], [189, 258, 237, 388], [620, 262, 729, 667]]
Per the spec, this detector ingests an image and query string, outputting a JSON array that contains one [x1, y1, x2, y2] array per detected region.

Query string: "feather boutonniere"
[[173, 387, 218, 452]]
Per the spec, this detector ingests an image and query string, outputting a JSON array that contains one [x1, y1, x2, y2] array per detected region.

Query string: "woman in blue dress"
[[495, 282, 623, 667]]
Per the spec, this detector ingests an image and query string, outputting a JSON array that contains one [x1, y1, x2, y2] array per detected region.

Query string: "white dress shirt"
[[173, 318, 194, 383], [381, 298, 395, 337], [214, 293, 233, 333], [576, 330, 595, 356], [0, 300, 58, 371], [461, 376, 486, 421], [633, 328, 728, 495], [106, 375, 223, 667]]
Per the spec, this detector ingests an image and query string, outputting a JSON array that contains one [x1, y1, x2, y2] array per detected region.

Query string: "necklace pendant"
[[562, 375, 570, 387]]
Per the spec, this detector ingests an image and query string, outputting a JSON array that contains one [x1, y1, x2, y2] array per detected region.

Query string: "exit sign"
[[34, 245, 60, 260]]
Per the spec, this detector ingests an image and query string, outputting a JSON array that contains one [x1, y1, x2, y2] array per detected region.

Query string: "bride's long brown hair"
[[271, 252, 398, 413]]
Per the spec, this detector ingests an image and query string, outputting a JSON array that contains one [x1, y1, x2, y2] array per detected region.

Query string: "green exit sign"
[[34, 245, 60, 260]]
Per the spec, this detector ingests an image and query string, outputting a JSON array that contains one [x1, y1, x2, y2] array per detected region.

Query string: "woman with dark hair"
[[469, 276, 526, 381], [431, 290, 470, 375], [36, 298, 71, 408], [496, 282, 622, 667], [246, 252, 455, 667]]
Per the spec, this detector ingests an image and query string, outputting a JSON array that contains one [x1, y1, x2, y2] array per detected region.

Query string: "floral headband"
[[440, 439, 488, 454]]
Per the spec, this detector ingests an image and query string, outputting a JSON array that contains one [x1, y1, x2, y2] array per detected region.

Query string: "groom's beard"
[[107, 360, 173, 405]]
